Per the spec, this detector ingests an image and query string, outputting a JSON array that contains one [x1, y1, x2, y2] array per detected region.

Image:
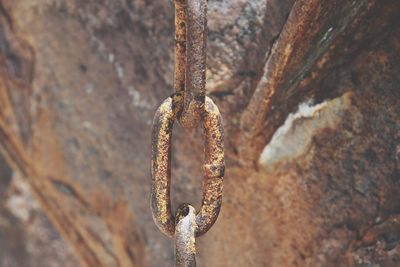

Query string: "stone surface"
[[0, 155, 80, 267]]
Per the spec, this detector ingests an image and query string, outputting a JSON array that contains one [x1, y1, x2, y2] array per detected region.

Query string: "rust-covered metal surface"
[[0, 0, 399, 266], [175, 204, 197, 267], [151, 95, 224, 238]]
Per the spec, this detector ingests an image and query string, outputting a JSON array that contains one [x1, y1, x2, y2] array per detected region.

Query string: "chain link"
[[151, 0, 225, 266], [151, 95, 224, 236]]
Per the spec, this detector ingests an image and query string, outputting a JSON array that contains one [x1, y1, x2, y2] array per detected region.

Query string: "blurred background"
[[0, 154, 80, 266]]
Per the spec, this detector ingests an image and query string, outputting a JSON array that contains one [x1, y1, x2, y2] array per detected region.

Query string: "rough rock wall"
[[0, 0, 399, 266], [0, 154, 80, 267]]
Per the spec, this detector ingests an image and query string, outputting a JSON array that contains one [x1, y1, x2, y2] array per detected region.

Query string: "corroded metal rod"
[[175, 204, 196, 267], [174, 0, 187, 93], [177, 0, 208, 129]]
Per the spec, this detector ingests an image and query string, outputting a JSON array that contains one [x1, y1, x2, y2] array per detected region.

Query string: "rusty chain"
[[151, 0, 225, 266]]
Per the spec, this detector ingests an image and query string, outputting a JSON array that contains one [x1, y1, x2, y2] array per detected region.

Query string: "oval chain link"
[[151, 94, 225, 237]]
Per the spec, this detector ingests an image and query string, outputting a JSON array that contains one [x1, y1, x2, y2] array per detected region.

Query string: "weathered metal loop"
[[151, 93, 225, 237], [174, 0, 208, 129], [175, 204, 196, 267]]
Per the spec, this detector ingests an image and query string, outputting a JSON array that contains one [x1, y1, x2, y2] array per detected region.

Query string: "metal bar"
[[178, 0, 208, 129], [175, 204, 197, 267], [174, 0, 187, 93]]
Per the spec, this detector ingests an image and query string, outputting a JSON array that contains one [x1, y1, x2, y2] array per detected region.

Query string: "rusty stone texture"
[[0, 0, 399, 266], [240, 0, 400, 163]]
